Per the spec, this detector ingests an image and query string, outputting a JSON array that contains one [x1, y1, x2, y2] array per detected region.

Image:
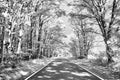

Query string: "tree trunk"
[[104, 39, 113, 64], [29, 29, 33, 49], [37, 28, 42, 56], [43, 47, 45, 56], [16, 28, 23, 54], [16, 38, 22, 54], [0, 26, 5, 64], [83, 36, 86, 57], [37, 16, 43, 58], [78, 39, 81, 57]]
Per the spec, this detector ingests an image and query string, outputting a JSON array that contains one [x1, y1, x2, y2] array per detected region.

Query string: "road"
[[25, 58, 102, 80]]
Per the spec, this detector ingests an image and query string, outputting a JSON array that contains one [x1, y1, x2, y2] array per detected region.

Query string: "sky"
[[57, 16, 74, 44], [57, 0, 75, 43]]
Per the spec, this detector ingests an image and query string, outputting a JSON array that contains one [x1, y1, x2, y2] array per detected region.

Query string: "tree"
[[0, 0, 67, 65], [69, 13, 94, 58], [69, 0, 120, 63], [44, 25, 67, 57], [0, 12, 5, 64], [0, 2, 8, 64], [69, 38, 78, 58]]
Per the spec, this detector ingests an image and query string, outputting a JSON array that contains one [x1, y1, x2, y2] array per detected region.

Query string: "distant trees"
[[69, 13, 94, 58], [69, 38, 78, 58], [45, 25, 67, 57], [68, 0, 120, 63]]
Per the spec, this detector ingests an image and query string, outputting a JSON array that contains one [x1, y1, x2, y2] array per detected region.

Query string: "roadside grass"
[[0, 58, 52, 80], [71, 59, 120, 80]]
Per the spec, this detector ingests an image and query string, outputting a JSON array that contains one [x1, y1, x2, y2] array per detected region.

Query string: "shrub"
[[91, 51, 108, 66]]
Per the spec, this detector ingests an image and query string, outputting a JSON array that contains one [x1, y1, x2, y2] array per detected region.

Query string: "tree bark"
[[16, 38, 22, 54], [29, 29, 33, 49], [0, 26, 5, 64], [104, 38, 113, 64], [37, 16, 43, 58]]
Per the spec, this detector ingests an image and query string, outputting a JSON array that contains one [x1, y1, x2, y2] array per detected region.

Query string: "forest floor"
[[0, 58, 53, 80], [71, 59, 120, 80]]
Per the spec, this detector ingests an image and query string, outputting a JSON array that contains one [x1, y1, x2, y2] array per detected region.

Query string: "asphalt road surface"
[[25, 58, 102, 80]]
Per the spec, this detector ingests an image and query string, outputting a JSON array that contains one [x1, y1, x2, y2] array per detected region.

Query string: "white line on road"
[[74, 63, 105, 80], [25, 59, 53, 80]]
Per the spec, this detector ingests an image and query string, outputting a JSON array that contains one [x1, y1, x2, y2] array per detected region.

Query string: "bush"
[[91, 51, 108, 66], [108, 62, 120, 79]]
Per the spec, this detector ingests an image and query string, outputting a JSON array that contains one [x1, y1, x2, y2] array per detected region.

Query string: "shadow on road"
[[27, 59, 101, 80]]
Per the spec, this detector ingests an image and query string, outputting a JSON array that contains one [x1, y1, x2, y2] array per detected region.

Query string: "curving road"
[[25, 58, 102, 80]]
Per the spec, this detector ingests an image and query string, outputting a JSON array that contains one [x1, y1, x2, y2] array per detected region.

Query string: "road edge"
[[24, 59, 53, 80], [71, 62, 105, 80]]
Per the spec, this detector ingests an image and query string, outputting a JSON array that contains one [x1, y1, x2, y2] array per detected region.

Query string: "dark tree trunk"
[[29, 29, 33, 49], [104, 38, 113, 64], [37, 28, 42, 56], [37, 16, 43, 58], [29, 16, 34, 50], [40, 47, 43, 58], [0, 26, 5, 64], [81, 21, 87, 58]]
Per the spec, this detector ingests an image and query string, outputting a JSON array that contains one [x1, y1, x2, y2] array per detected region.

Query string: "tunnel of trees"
[[0, 0, 120, 73]]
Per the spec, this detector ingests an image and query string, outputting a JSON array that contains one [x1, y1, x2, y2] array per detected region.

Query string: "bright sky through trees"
[[58, 0, 107, 53]]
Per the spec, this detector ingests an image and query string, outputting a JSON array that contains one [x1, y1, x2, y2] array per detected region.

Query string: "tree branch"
[[108, 0, 117, 34]]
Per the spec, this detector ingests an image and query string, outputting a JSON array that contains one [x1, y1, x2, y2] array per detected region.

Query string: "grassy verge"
[[71, 59, 120, 80], [0, 58, 52, 80]]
